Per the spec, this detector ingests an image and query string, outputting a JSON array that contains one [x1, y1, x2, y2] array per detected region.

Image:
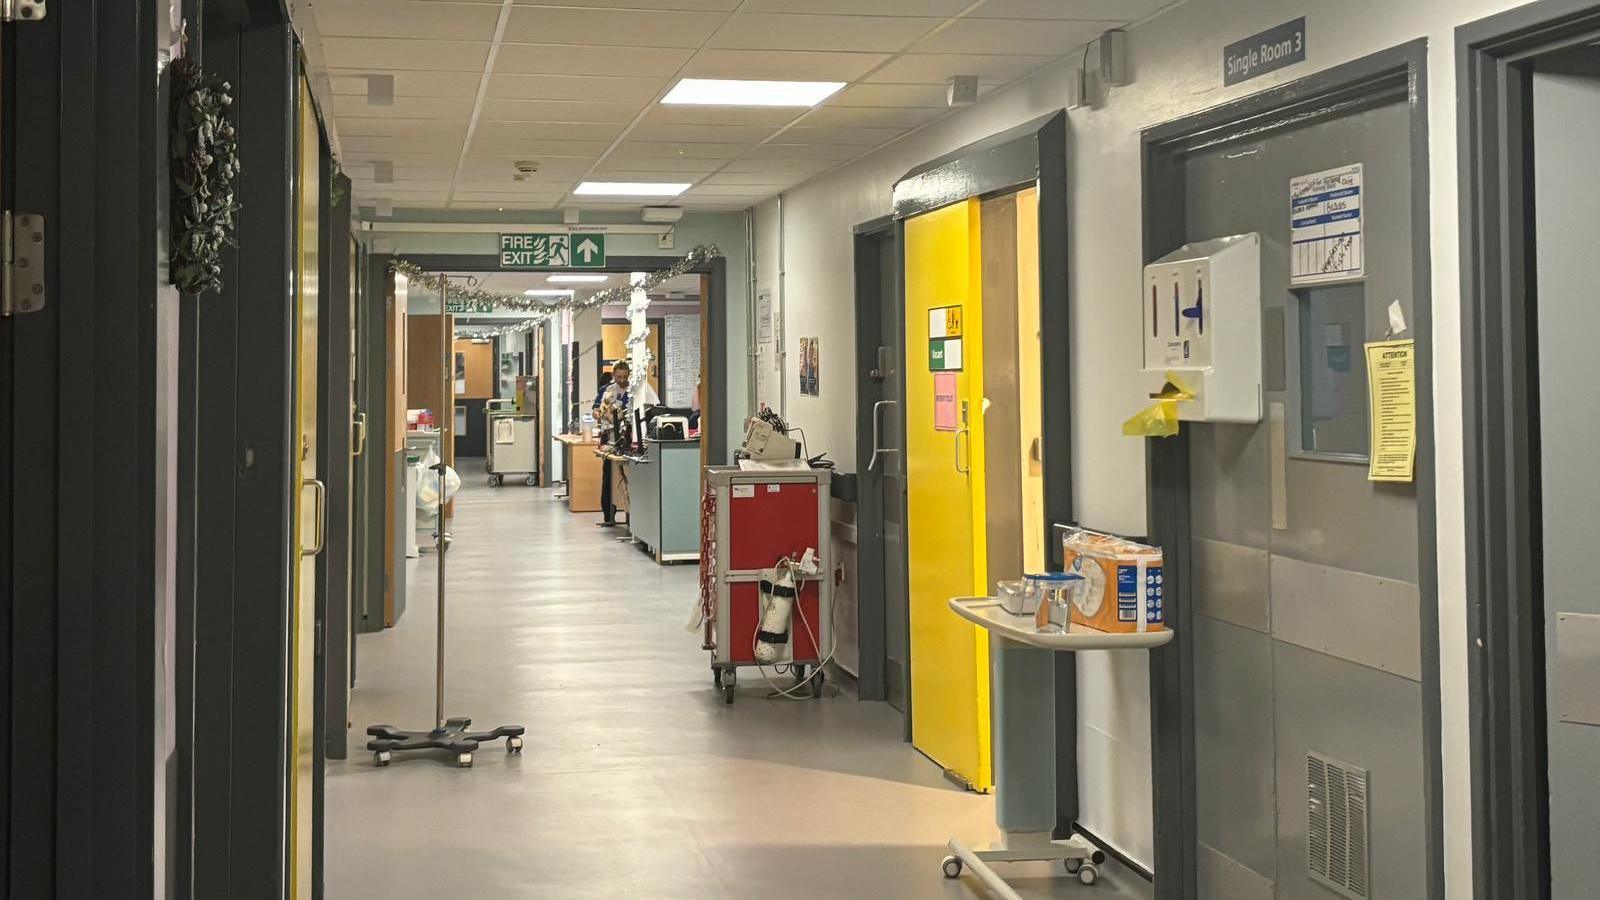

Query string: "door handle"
[[301, 478, 326, 557], [868, 400, 899, 471], [955, 400, 971, 475], [353, 412, 368, 458]]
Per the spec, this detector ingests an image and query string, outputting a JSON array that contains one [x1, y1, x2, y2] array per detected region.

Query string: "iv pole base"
[[366, 717, 525, 768]]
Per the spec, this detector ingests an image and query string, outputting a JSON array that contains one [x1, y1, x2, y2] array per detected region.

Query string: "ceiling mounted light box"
[[662, 78, 845, 107]]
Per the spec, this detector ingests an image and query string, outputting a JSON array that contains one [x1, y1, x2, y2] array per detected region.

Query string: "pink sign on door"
[[933, 373, 958, 432]]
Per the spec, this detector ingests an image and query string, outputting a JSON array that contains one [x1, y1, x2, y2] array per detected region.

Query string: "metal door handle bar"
[[955, 400, 971, 475], [302, 479, 326, 557], [868, 400, 899, 471], [353, 412, 368, 457]]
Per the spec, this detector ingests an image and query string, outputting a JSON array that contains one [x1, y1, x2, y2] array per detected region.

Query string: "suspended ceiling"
[[297, 0, 1173, 215]]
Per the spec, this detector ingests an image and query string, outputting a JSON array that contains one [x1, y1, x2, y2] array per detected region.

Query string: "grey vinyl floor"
[[326, 461, 1153, 900]]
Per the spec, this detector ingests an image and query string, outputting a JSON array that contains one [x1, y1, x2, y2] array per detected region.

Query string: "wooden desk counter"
[[556, 434, 603, 513]]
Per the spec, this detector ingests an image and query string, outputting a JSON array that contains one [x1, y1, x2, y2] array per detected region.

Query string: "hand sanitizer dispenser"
[[1142, 233, 1262, 423]]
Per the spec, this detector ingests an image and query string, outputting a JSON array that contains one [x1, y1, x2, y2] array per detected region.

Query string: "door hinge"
[[1, 212, 46, 317], [0, 0, 46, 22]]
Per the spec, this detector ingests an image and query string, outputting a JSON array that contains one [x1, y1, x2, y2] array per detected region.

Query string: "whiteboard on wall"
[[664, 314, 701, 408]]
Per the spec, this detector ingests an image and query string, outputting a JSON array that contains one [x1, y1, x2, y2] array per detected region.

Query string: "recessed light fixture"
[[573, 181, 690, 197], [662, 78, 845, 107], [547, 274, 609, 284], [523, 289, 575, 297]]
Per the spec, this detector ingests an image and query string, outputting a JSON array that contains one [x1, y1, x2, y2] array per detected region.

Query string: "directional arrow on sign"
[[576, 237, 601, 264]]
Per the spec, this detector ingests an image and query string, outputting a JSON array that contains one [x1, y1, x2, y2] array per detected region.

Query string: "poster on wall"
[[799, 337, 820, 397], [1290, 163, 1364, 285]]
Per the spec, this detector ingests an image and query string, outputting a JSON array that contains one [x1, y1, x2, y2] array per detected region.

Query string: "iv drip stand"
[[366, 273, 526, 768]]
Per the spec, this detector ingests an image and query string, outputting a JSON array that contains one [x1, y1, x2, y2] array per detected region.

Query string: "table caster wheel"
[[373, 750, 392, 767], [1092, 850, 1106, 864], [506, 736, 523, 753], [723, 683, 735, 704], [456, 752, 473, 768], [811, 669, 826, 699], [1064, 858, 1083, 874], [713, 667, 724, 689], [941, 856, 963, 879], [526, 474, 537, 486], [1077, 863, 1098, 885]]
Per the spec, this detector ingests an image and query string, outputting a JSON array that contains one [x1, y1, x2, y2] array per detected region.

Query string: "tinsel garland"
[[389, 243, 721, 340], [170, 58, 241, 295]]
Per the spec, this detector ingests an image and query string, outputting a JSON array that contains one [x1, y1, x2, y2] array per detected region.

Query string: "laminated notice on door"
[[493, 418, 515, 444], [1365, 339, 1415, 482], [933, 373, 958, 432], [1291, 163, 1363, 285], [732, 485, 755, 498]]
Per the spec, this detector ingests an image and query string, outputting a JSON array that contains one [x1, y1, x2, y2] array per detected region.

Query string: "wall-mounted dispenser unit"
[[1141, 233, 1262, 423]]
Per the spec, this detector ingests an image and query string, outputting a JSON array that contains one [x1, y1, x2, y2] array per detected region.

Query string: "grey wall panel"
[[1274, 456, 1419, 582], [1193, 537, 1270, 633], [1198, 840, 1275, 900], [1272, 641, 1425, 900], [1270, 554, 1422, 681], [1188, 422, 1270, 550], [1194, 617, 1278, 881], [1533, 55, 1600, 896]]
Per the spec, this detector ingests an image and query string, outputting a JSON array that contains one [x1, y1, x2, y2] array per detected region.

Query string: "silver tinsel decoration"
[[387, 244, 721, 340]]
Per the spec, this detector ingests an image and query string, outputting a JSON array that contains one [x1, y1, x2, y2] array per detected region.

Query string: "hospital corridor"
[[4, 1, 1598, 899]]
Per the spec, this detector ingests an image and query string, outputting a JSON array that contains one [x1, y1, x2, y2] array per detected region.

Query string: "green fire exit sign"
[[499, 232, 606, 269]]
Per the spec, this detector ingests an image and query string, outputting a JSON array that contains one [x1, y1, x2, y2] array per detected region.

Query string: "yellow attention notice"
[[1365, 339, 1416, 482]]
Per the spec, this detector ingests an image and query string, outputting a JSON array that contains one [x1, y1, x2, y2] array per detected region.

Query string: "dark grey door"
[[1177, 94, 1426, 899], [855, 224, 909, 714], [1532, 50, 1600, 897]]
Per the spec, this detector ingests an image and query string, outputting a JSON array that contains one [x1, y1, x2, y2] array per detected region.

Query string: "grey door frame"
[[852, 214, 905, 710], [1456, 4, 1600, 897], [1140, 41, 1440, 900]]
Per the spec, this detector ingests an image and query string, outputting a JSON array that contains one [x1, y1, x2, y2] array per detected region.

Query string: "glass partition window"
[[1295, 284, 1368, 459]]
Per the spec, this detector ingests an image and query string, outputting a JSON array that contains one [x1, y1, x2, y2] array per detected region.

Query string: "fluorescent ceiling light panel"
[[573, 181, 690, 197], [662, 78, 844, 107], [546, 274, 608, 283], [523, 289, 575, 296]]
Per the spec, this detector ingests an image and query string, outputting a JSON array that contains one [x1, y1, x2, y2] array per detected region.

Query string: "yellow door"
[[289, 74, 321, 900], [905, 199, 991, 790], [1015, 187, 1046, 572]]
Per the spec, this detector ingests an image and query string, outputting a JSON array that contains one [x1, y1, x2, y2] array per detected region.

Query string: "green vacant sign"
[[499, 232, 606, 269], [445, 297, 495, 314]]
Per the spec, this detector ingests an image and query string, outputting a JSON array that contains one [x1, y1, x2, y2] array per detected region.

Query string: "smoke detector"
[[512, 160, 540, 182]]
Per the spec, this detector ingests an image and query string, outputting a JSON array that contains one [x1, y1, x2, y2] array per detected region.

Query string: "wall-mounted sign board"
[[1224, 17, 1306, 86], [445, 297, 496, 314], [499, 232, 606, 269], [1290, 163, 1364, 285], [929, 304, 964, 371]]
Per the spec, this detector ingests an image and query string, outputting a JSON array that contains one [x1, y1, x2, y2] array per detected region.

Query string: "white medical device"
[[1141, 233, 1263, 423], [742, 417, 801, 461]]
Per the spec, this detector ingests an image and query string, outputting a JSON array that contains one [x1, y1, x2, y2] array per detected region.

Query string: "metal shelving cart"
[[485, 399, 538, 487]]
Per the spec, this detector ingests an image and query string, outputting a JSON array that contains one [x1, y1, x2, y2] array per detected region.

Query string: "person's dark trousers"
[[599, 457, 616, 525]]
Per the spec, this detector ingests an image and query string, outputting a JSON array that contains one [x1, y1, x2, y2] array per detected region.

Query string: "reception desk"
[[556, 434, 602, 513], [626, 438, 702, 563]]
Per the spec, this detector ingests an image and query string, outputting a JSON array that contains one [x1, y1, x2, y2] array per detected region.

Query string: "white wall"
[[759, 0, 1536, 891]]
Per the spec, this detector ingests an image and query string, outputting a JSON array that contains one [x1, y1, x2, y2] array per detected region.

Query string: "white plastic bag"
[[415, 447, 460, 514]]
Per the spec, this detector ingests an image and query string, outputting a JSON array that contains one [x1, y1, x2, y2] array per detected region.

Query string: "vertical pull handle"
[[301, 479, 327, 557], [955, 400, 971, 475], [868, 400, 899, 471], [353, 411, 368, 458]]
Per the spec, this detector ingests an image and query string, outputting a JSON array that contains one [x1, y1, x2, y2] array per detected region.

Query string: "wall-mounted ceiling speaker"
[[366, 74, 394, 107]]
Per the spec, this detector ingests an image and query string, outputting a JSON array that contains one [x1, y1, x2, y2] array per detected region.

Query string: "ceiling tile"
[[320, 36, 489, 72], [450, 200, 560, 210], [866, 52, 1062, 85], [780, 124, 911, 146], [742, 142, 868, 162], [493, 42, 693, 77], [487, 73, 665, 104], [331, 94, 474, 120], [329, 69, 484, 98], [718, 157, 834, 175], [799, 104, 945, 129], [343, 133, 464, 154], [479, 97, 643, 123], [466, 137, 615, 156], [626, 121, 779, 145], [645, 104, 800, 127], [700, 171, 806, 186], [472, 120, 628, 142], [911, 17, 1107, 56], [614, 140, 750, 159], [314, 1, 503, 41], [593, 155, 726, 175], [337, 116, 468, 137], [514, 0, 741, 10], [351, 178, 457, 193], [708, 13, 939, 53], [501, 6, 726, 48], [971, 0, 1169, 20], [682, 49, 888, 82], [682, 184, 782, 197], [738, 0, 969, 14]]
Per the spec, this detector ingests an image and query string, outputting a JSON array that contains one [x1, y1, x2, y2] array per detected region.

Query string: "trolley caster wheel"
[[373, 750, 392, 767], [1076, 863, 1098, 885], [456, 752, 474, 768], [526, 474, 537, 486], [1092, 850, 1106, 865], [941, 856, 963, 879], [713, 667, 724, 689], [723, 683, 736, 704], [811, 670, 826, 699], [506, 736, 523, 753], [488, 474, 501, 487], [1064, 858, 1082, 873]]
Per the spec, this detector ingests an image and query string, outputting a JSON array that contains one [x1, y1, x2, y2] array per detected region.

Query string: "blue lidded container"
[[1025, 572, 1084, 633]]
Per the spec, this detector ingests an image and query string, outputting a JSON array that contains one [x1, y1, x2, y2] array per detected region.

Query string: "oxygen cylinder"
[[754, 567, 798, 664]]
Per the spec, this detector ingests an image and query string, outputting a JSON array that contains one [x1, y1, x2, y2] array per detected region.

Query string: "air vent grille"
[[1307, 751, 1369, 899]]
